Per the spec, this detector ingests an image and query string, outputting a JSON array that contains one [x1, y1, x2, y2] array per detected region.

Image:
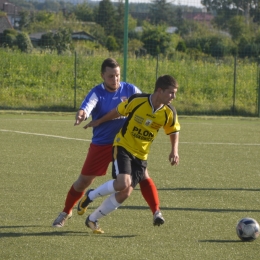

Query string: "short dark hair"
[[101, 58, 120, 73], [154, 75, 178, 92]]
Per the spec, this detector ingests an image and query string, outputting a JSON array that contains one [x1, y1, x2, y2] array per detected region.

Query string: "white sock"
[[89, 193, 121, 222], [88, 179, 115, 201]]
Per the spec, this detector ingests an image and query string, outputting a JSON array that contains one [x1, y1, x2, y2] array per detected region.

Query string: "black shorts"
[[112, 146, 147, 188]]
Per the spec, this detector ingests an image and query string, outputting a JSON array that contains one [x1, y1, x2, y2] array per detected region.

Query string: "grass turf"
[[0, 113, 260, 259]]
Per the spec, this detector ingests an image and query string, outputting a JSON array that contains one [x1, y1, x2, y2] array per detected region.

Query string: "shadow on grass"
[[0, 230, 86, 238], [199, 239, 242, 243], [136, 187, 260, 192], [120, 205, 260, 213], [161, 187, 260, 191], [0, 231, 137, 239]]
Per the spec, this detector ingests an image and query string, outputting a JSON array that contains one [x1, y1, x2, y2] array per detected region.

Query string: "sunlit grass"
[[0, 113, 260, 259]]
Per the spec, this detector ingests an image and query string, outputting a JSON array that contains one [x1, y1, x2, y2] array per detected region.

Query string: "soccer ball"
[[236, 217, 260, 242]]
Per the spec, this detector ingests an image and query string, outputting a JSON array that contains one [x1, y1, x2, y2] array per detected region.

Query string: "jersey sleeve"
[[116, 99, 129, 116], [79, 90, 98, 118], [163, 109, 180, 135]]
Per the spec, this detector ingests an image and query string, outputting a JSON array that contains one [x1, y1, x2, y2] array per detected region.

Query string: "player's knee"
[[114, 174, 131, 191], [74, 175, 95, 191]]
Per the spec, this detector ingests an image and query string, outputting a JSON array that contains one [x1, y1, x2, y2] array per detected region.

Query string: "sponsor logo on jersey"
[[146, 113, 156, 118], [150, 122, 161, 130], [144, 119, 152, 126], [134, 115, 144, 124], [131, 126, 154, 141]]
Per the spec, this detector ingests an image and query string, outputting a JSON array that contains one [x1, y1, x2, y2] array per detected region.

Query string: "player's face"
[[101, 66, 121, 92], [160, 86, 177, 105]]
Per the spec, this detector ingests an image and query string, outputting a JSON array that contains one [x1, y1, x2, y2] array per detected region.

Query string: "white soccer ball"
[[236, 217, 260, 242]]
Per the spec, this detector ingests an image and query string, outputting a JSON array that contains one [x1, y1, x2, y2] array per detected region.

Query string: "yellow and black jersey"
[[114, 93, 180, 160]]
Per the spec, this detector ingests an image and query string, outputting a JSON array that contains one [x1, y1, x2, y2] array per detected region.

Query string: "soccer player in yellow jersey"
[[82, 75, 180, 233]]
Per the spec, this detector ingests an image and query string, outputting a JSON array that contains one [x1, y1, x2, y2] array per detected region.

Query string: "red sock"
[[139, 178, 159, 214], [63, 185, 84, 214]]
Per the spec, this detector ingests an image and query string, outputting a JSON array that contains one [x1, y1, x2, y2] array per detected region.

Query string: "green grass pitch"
[[0, 112, 260, 259]]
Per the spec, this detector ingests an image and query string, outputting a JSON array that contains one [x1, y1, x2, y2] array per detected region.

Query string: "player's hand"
[[169, 153, 179, 166], [74, 110, 86, 126], [83, 120, 100, 129]]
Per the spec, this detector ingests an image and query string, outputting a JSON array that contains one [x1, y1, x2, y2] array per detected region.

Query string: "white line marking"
[[1, 129, 259, 146], [0, 129, 91, 142], [178, 141, 260, 146]]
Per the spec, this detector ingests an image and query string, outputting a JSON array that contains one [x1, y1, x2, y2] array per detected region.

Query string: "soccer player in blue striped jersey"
[[82, 75, 180, 233], [52, 58, 163, 227]]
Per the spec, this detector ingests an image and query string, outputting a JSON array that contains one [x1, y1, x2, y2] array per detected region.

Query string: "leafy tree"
[[16, 32, 33, 53], [39, 28, 72, 54], [240, 43, 259, 58], [1, 29, 33, 52], [74, 2, 94, 22], [174, 7, 185, 28], [113, 1, 137, 48], [141, 22, 172, 56], [149, 0, 172, 25], [176, 41, 186, 52], [53, 28, 73, 54], [39, 32, 56, 51], [18, 11, 31, 30], [89, 24, 106, 45], [35, 11, 55, 24], [210, 40, 227, 57], [113, 0, 125, 47], [202, 0, 259, 27], [34, 0, 60, 12], [106, 35, 119, 51], [95, 0, 116, 36], [128, 39, 144, 54], [2, 29, 18, 48], [227, 15, 249, 43]]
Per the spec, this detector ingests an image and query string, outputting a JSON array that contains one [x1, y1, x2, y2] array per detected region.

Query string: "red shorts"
[[81, 143, 113, 176]]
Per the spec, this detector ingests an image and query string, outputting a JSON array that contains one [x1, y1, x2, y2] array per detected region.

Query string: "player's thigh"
[[143, 168, 150, 179], [112, 146, 132, 176], [81, 143, 112, 176], [131, 157, 147, 188], [73, 174, 96, 191], [114, 173, 132, 191], [112, 146, 132, 190]]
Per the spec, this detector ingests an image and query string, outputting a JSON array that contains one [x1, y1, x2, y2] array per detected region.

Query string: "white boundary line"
[[0, 129, 91, 142], [1, 129, 259, 146]]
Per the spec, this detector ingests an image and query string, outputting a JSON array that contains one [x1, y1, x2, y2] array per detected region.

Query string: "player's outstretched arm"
[[169, 132, 179, 166], [74, 109, 86, 126], [83, 108, 120, 129]]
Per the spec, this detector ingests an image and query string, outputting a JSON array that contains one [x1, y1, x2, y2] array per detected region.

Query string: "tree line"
[[0, 0, 260, 60]]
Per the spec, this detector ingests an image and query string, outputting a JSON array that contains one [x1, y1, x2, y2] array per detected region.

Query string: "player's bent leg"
[[139, 177, 160, 214], [77, 179, 116, 215], [73, 174, 96, 191], [86, 193, 123, 233], [140, 171, 164, 226], [52, 175, 96, 227], [74, 175, 97, 215], [115, 186, 133, 204], [113, 173, 132, 191]]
